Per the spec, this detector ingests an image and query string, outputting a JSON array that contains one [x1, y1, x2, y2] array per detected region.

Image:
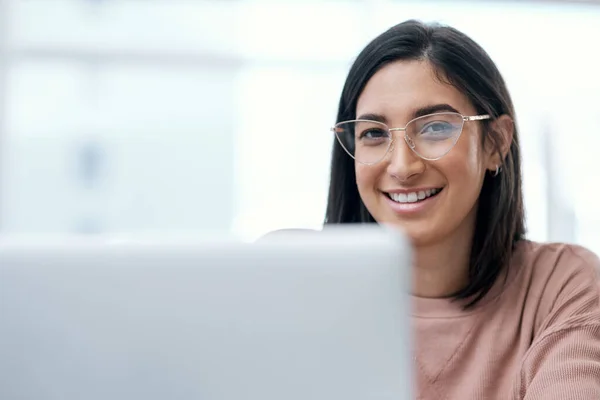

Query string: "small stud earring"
[[491, 165, 501, 177]]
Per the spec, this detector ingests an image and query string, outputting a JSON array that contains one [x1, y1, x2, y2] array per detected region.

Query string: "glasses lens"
[[333, 120, 391, 164], [407, 113, 464, 159]]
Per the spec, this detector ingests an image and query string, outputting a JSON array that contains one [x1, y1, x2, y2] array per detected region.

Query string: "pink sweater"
[[413, 241, 600, 399]]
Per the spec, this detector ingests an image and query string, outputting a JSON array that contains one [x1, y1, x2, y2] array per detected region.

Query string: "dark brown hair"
[[324, 20, 525, 308]]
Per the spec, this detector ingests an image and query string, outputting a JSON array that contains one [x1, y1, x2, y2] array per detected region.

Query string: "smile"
[[385, 188, 443, 204]]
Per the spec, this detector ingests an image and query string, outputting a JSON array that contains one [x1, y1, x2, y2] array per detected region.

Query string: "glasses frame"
[[331, 112, 491, 164]]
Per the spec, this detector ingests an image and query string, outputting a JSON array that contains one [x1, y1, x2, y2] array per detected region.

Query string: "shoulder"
[[515, 240, 600, 292], [512, 240, 600, 335], [512, 242, 600, 398]]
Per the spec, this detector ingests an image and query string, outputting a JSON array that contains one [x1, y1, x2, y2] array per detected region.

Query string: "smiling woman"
[[325, 20, 600, 399]]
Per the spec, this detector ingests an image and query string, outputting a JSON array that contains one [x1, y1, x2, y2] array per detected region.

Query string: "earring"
[[491, 165, 501, 177]]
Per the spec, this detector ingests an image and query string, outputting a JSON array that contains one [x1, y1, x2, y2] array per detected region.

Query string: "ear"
[[485, 114, 514, 172]]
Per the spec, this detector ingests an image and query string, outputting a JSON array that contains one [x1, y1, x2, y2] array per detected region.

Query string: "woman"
[[326, 20, 600, 399]]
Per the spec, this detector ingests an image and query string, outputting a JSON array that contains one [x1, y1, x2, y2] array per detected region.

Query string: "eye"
[[419, 121, 458, 139], [359, 128, 389, 140]]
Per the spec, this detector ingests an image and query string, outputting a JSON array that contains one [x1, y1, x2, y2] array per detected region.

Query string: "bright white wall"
[[1, 0, 599, 253]]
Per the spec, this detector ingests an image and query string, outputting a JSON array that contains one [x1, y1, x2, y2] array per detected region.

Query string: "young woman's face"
[[355, 60, 497, 246]]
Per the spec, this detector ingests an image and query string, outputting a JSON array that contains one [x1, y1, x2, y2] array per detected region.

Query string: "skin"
[[354, 60, 513, 298]]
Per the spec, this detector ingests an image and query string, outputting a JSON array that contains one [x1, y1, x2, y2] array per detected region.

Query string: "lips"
[[385, 188, 443, 204]]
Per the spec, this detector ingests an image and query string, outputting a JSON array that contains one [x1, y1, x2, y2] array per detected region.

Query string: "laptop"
[[0, 225, 412, 400]]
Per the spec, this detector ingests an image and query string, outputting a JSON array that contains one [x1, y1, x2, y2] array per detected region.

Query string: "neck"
[[411, 215, 476, 298]]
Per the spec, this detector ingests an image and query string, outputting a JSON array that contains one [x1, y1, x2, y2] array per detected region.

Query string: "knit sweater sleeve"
[[518, 247, 600, 399]]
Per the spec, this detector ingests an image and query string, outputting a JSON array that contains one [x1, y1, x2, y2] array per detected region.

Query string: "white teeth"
[[388, 188, 441, 204]]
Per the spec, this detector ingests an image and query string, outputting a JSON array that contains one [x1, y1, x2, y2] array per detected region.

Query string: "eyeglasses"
[[331, 112, 490, 164]]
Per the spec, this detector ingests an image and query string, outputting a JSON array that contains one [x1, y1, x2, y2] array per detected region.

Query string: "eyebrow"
[[357, 103, 461, 123]]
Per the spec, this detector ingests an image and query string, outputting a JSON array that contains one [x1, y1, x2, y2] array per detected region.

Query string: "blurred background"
[[0, 0, 599, 252]]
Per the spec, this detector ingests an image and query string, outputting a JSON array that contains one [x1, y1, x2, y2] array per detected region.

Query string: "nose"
[[385, 133, 425, 181]]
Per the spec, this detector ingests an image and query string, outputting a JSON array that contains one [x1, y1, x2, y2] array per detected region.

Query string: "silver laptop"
[[0, 225, 412, 400]]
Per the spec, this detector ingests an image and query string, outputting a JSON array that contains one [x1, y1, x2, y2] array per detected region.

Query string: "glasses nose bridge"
[[388, 127, 407, 134], [387, 126, 416, 151]]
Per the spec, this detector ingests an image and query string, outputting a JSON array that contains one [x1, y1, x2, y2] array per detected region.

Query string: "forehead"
[[356, 60, 474, 121]]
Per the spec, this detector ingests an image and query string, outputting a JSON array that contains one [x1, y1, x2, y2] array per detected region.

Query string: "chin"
[[378, 218, 439, 247]]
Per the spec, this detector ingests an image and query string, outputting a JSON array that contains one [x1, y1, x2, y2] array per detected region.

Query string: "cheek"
[[356, 163, 379, 188], [464, 133, 486, 169], [355, 164, 384, 201], [442, 133, 486, 191]]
